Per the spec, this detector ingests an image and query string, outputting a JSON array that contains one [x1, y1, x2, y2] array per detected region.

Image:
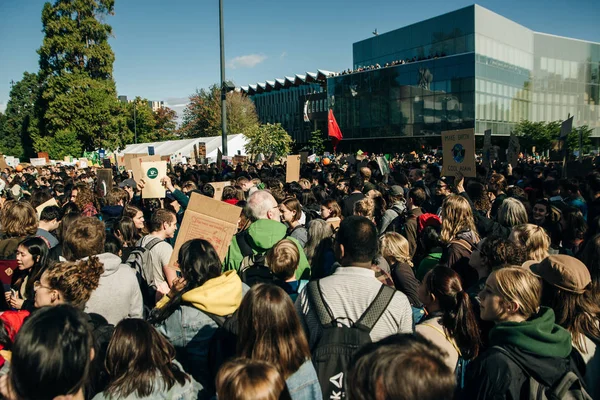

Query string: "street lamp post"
[[133, 102, 137, 144], [219, 0, 228, 156]]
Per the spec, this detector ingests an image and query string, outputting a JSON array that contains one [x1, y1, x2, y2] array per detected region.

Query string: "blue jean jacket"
[[286, 360, 323, 400]]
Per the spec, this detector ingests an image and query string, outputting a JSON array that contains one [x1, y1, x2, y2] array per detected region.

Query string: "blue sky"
[[1, 0, 599, 118]]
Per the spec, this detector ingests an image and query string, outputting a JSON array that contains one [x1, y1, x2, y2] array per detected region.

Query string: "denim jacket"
[[286, 360, 322, 400]]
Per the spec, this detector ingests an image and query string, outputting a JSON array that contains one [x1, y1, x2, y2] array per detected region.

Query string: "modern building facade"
[[240, 71, 331, 144], [327, 5, 600, 150]]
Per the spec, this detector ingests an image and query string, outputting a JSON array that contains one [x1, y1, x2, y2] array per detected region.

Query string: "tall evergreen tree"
[[0, 73, 40, 158], [34, 0, 127, 158]]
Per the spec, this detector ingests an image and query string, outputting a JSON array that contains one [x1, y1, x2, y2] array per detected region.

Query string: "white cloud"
[[280, 51, 287, 59], [227, 54, 267, 69]]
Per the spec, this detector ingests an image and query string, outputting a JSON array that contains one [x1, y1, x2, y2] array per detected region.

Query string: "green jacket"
[[224, 219, 311, 280], [489, 307, 572, 358]]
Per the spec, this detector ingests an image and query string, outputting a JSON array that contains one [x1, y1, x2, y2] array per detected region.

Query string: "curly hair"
[[45, 257, 104, 308], [73, 183, 97, 212]]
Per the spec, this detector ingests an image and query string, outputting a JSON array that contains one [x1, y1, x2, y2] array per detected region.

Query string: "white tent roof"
[[120, 134, 248, 161]]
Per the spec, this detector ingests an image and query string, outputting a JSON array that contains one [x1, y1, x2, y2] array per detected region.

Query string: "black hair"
[[104, 234, 123, 256], [336, 216, 378, 264], [349, 175, 364, 192], [40, 205, 63, 222], [149, 239, 222, 324], [10, 305, 93, 400]]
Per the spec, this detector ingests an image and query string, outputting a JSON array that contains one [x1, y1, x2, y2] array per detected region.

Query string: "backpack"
[[307, 280, 396, 399], [493, 346, 592, 400], [239, 253, 277, 286], [126, 237, 163, 309], [384, 206, 407, 234], [205, 311, 239, 393], [417, 213, 442, 234]]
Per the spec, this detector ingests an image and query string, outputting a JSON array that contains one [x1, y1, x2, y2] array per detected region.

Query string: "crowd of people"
[[331, 52, 448, 77], [0, 152, 598, 399]]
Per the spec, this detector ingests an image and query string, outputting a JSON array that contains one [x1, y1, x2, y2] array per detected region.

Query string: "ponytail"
[[425, 267, 482, 360]]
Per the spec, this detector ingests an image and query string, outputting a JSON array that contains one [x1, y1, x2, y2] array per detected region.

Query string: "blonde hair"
[[493, 267, 541, 319], [440, 195, 479, 244], [266, 239, 299, 280], [497, 198, 528, 228], [380, 232, 413, 267], [510, 224, 550, 262], [353, 198, 375, 220]]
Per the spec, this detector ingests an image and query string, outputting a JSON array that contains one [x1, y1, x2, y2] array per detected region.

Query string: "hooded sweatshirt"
[[463, 307, 580, 400], [154, 271, 247, 391], [84, 253, 144, 325], [224, 219, 310, 280]]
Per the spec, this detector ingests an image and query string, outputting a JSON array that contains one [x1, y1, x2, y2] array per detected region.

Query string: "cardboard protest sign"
[[140, 161, 167, 199], [37, 152, 50, 164], [286, 155, 301, 183], [36, 198, 58, 219], [131, 155, 162, 182], [441, 128, 476, 177], [30, 158, 46, 167], [168, 192, 242, 265], [0, 155, 8, 170], [78, 158, 89, 169], [96, 169, 113, 197], [123, 153, 146, 171], [210, 181, 231, 200]]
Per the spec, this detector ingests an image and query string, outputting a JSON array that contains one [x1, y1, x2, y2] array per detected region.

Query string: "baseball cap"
[[524, 255, 591, 294], [389, 185, 404, 196], [118, 178, 137, 191]]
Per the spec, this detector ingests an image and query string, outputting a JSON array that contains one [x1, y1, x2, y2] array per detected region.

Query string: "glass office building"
[[327, 5, 600, 149]]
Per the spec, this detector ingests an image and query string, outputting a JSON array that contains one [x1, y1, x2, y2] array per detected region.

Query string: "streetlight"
[[219, 0, 227, 156], [133, 101, 137, 144]]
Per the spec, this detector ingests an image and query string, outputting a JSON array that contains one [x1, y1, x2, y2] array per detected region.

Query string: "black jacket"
[[461, 344, 583, 400], [342, 192, 366, 218]]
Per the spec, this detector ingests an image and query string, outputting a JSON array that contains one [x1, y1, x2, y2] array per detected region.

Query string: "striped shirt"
[[295, 266, 413, 349]]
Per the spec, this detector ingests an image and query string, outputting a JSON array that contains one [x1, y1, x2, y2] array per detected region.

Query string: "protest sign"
[[377, 157, 390, 175], [37, 152, 50, 164], [123, 153, 146, 171], [210, 181, 231, 200], [168, 192, 241, 265], [217, 148, 222, 170], [30, 158, 46, 167], [441, 128, 476, 177], [140, 161, 167, 199], [131, 155, 162, 182], [5, 157, 16, 168], [286, 155, 301, 183], [483, 129, 492, 168], [96, 169, 113, 197], [300, 152, 309, 164], [0, 156, 7, 170], [78, 158, 89, 169], [36, 198, 58, 219], [507, 132, 520, 167]]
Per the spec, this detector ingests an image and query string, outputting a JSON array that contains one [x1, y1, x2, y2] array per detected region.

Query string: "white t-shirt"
[[139, 234, 173, 288]]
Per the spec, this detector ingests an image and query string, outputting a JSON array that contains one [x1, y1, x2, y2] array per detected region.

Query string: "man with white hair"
[[224, 190, 311, 280]]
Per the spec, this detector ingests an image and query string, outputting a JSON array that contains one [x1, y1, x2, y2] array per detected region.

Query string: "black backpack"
[[236, 230, 281, 287], [307, 281, 396, 399], [384, 206, 407, 234], [205, 311, 239, 393], [493, 346, 592, 400]]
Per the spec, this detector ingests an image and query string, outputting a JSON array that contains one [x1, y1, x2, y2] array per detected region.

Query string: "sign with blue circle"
[[452, 144, 465, 163]]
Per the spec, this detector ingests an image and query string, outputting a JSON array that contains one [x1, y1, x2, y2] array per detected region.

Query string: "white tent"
[[120, 134, 248, 162]]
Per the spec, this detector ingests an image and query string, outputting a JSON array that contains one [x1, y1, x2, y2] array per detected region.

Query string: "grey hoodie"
[[85, 252, 144, 325]]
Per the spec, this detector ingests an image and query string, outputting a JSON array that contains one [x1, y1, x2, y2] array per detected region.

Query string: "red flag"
[[328, 109, 343, 151]]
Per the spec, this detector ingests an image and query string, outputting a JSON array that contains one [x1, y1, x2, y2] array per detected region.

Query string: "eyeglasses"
[[33, 280, 53, 291]]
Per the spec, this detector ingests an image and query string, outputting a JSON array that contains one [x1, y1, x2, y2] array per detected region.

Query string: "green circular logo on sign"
[[147, 167, 159, 179]]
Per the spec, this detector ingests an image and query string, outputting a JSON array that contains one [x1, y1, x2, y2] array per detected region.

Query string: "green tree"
[[127, 97, 155, 143], [244, 123, 293, 160], [566, 125, 593, 155], [34, 0, 124, 157], [308, 129, 326, 154], [180, 84, 259, 137], [0, 73, 41, 158], [153, 106, 178, 141], [513, 120, 555, 153]]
